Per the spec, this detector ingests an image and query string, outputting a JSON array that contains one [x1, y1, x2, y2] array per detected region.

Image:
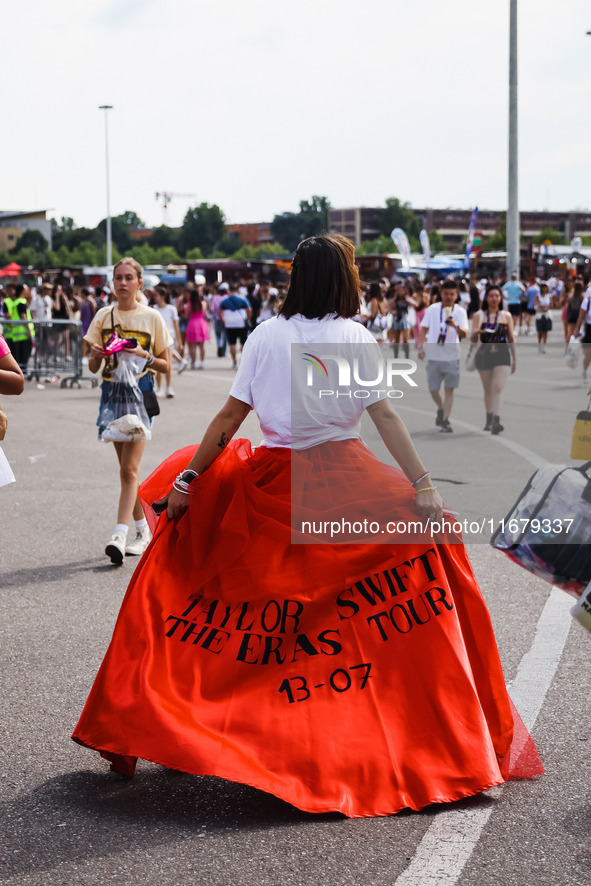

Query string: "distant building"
[[328, 207, 384, 247], [227, 222, 274, 248], [0, 210, 52, 251], [415, 208, 591, 249]]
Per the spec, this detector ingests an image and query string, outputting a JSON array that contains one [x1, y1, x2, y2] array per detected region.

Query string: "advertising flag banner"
[[464, 207, 479, 270], [391, 228, 411, 270], [419, 229, 431, 265]]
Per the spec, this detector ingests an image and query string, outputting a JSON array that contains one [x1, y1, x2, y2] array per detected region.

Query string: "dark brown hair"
[[279, 234, 360, 320]]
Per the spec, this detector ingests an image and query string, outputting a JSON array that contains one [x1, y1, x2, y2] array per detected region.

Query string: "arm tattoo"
[[217, 431, 229, 451]]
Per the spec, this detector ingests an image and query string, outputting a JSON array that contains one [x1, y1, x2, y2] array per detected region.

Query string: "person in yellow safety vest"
[[3, 284, 33, 373]]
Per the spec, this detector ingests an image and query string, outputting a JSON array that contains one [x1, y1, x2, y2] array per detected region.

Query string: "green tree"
[[97, 217, 132, 253], [148, 225, 180, 250], [11, 229, 49, 262], [13, 247, 39, 267], [357, 235, 395, 255], [118, 210, 146, 229], [154, 246, 180, 264], [532, 227, 566, 246], [181, 203, 226, 255], [56, 226, 104, 251], [69, 241, 102, 265], [186, 247, 204, 260], [299, 195, 330, 232], [0, 250, 12, 266], [129, 244, 158, 266], [215, 233, 242, 256], [423, 230, 446, 254], [270, 195, 331, 252], [52, 245, 73, 266], [381, 198, 421, 240], [269, 211, 300, 252]]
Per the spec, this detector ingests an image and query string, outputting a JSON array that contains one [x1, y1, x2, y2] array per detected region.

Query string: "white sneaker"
[[177, 358, 189, 375], [125, 526, 152, 557], [155, 388, 164, 398], [105, 531, 127, 565], [166, 387, 175, 398], [197, 362, 204, 370]]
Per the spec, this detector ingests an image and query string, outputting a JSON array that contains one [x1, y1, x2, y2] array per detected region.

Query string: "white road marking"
[[394, 587, 572, 886], [185, 372, 235, 384], [396, 405, 547, 469]]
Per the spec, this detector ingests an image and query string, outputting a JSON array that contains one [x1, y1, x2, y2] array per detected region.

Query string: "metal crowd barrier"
[[0, 319, 98, 388]]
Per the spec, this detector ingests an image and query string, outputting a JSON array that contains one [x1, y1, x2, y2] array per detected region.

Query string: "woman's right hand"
[[155, 487, 191, 521], [90, 343, 105, 360], [414, 488, 444, 524]]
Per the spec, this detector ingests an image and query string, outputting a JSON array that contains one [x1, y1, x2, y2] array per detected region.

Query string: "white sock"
[[135, 517, 148, 531], [115, 523, 129, 535]]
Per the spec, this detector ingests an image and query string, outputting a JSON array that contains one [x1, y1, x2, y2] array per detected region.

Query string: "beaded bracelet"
[[415, 486, 437, 494], [411, 471, 430, 488]]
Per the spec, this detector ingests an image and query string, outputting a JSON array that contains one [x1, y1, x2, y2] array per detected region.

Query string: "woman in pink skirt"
[[185, 290, 210, 369]]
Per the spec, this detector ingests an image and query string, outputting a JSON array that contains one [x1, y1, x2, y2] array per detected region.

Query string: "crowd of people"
[[1, 269, 588, 378], [1, 266, 589, 447]]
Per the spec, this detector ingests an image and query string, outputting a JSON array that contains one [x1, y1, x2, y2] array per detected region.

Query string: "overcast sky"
[[3, 0, 590, 230]]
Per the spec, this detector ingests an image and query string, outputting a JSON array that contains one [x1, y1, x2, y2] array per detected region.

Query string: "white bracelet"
[[173, 473, 191, 494], [146, 353, 155, 367]]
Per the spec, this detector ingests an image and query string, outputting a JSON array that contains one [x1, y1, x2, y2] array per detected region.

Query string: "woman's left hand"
[[127, 344, 150, 360]]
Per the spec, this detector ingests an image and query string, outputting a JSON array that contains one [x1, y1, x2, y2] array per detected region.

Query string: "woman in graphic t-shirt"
[[84, 258, 172, 564]]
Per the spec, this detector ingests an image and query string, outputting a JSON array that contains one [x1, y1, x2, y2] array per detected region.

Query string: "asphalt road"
[[1, 320, 590, 886]]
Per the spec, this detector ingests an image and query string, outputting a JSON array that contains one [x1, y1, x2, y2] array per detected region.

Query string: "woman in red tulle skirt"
[[72, 235, 543, 817]]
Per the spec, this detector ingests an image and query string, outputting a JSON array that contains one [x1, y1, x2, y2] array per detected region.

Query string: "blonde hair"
[[113, 257, 144, 301]]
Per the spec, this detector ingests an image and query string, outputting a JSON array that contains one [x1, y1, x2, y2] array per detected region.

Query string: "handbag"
[[0, 404, 7, 441], [491, 460, 591, 595], [465, 344, 477, 372], [571, 400, 591, 460], [142, 389, 160, 418]]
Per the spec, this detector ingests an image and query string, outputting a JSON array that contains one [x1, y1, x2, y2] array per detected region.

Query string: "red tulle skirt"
[[72, 439, 542, 817]]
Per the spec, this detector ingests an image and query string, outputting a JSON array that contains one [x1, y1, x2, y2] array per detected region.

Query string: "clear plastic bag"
[[98, 353, 151, 442], [491, 461, 591, 597], [565, 336, 581, 369]]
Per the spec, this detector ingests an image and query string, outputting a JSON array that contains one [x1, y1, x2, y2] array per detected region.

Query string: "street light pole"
[[506, 0, 520, 278], [99, 105, 113, 269]]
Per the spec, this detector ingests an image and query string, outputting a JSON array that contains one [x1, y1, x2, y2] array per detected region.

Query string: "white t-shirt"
[[230, 314, 386, 449], [580, 296, 591, 324], [420, 301, 469, 361], [30, 293, 52, 321], [220, 294, 249, 329], [155, 303, 179, 338]]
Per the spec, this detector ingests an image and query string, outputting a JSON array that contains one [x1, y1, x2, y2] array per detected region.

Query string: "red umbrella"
[[0, 262, 21, 277]]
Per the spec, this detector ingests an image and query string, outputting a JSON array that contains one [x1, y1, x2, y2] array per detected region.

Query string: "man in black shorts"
[[220, 283, 251, 368]]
